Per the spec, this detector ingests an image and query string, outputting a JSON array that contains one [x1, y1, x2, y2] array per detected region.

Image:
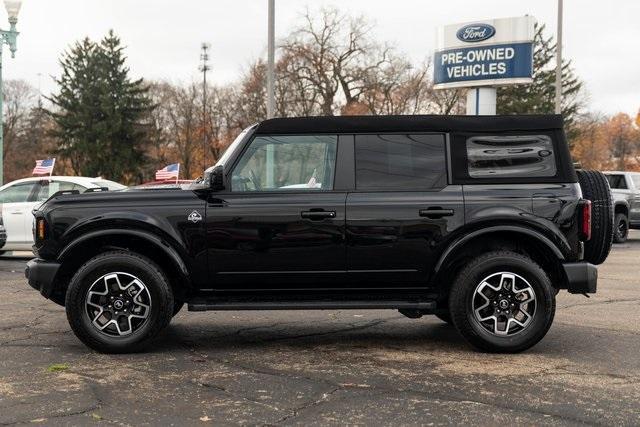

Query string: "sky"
[[4, 0, 639, 117]]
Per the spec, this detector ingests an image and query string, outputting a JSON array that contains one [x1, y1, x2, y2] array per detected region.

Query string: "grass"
[[46, 363, 69, 373]]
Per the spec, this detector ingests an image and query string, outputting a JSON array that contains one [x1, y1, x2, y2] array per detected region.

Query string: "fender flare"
[[434, 225, 566, 274], [613, 200, 630, 214], [58, 229, 189, 277]]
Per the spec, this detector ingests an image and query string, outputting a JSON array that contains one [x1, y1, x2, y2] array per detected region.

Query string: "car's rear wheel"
[[434, 311, 452, 324], [576, 170, 613, 264], [172, 301, 185, 317], [613, 213, 629, 243], [449, 251, 555, 353], [65, 251, 174, 353]]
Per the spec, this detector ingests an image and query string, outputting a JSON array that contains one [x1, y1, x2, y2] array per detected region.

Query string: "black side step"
[[187, 300, 436, 312]]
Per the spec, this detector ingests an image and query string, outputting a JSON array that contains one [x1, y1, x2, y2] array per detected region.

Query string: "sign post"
[[434, 16, 536, 115]]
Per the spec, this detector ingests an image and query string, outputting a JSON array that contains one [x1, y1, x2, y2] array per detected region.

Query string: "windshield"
[[214, 126, 253, 168]]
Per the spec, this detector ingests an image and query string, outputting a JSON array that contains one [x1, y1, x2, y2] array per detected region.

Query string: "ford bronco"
[[26, 115, 613, 353]]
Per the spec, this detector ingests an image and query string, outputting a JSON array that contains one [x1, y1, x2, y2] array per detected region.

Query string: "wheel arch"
[[614, 201, 629, 217], [433, 226, 567, 302], [51, 229, 192, 305]]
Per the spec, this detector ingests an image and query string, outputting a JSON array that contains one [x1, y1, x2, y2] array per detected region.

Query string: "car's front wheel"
[[449, 251, 555, 353], [613, 213, 629, 243], [65, 251, 174, 353]]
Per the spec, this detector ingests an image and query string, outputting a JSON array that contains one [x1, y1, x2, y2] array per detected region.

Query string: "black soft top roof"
[[254, 114, 564, 135]]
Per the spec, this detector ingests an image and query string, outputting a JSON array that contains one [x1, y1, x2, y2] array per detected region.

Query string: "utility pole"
[[554, 0, 563, 114], [266, 0, 275, 119], [199, 43, 211, 172], [0, 0, 22, 185]]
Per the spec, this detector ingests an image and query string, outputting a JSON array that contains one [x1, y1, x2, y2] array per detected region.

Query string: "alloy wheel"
[[471, 271, 536, 336], [85, 272, 152, 337]]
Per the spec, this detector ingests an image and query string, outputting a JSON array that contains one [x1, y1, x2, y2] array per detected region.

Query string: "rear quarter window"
[[466, 135, 556, 178]]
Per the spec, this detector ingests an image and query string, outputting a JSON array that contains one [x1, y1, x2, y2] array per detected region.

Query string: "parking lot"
[[0, 234, 638, 426]]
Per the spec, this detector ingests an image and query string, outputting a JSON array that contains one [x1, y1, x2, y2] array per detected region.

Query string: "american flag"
[[33, 158, 55, 175], [155, 163, 180, 180]]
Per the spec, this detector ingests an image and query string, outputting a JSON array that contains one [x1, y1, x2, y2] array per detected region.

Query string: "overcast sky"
[[5, 0, 639, 116]]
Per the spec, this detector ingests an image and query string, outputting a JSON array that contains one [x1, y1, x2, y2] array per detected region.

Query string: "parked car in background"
[[603, 171, 640, 243], [0, 212, 6, 251], [0, 176, 125, 254]]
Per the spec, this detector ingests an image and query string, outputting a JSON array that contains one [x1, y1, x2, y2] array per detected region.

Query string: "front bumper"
[[25, 258, 61, 298], [562, 262, 597, 294]]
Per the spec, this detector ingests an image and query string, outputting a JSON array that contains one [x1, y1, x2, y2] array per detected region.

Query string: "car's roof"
[[0, 176, 116, 189], [254, 114, 565, 135]]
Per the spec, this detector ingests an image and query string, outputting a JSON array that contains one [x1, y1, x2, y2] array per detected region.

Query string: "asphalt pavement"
[[1, 235, 639, 426]]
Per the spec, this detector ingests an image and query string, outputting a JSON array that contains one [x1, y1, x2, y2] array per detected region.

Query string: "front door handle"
[[301, 210, 336, 220], [419, 208, 454, 219]]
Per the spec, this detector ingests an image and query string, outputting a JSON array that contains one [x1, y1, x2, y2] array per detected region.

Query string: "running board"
[[187, 300, 436, 312]]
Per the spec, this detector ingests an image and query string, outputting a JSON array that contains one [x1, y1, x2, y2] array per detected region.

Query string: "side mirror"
[[209, 165, 225, 191]]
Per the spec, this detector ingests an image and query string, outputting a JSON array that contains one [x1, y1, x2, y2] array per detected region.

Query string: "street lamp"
[[0, 0, 22, 185]]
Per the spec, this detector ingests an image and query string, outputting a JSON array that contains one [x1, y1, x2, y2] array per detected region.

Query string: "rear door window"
[[466, 135, 556, 178], [355, 134, 447, 191]]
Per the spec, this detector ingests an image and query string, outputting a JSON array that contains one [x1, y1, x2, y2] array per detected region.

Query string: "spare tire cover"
[[576, 169, 613, 265]]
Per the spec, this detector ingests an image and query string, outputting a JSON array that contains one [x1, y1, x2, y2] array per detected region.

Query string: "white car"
[[0, 176, 125, 254]]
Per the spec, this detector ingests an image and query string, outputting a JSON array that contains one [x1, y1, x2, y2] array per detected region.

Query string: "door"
[[346, 134, 464, 288], [630, 175, 640, 224], [0, 181, 39, 249], [206, 134, 347, 290]]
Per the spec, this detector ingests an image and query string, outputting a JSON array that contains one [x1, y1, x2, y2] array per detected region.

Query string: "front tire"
[[449, 251, 555, 353], [613, 213, 629, 243], [65, 251, 174, 353]]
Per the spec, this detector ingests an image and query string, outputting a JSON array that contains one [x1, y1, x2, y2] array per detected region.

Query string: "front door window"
[[231, 135, 337, 192]]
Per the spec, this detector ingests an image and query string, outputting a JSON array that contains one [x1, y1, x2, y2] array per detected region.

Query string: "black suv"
[[26, 115, 613, 353]]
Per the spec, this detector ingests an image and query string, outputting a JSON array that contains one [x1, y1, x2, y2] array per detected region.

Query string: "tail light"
[[581, 200, 592, 241]]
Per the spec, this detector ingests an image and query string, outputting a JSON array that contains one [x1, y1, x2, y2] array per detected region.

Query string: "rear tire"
[[576, 170, 613, 264], [65, 251, 174, 353], [435, 311, 452, 324], [613, 213, 629, 243], [172, 301, 184, 317], [449, 251, 555, 353]]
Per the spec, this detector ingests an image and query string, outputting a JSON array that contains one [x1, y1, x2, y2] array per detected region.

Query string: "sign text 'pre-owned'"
[[434, 16, 535, 89]]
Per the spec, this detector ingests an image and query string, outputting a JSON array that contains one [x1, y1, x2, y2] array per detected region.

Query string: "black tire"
[[449, 251, 556, 353], [576, 170, 613, 264], [613, 213, 629, 244], [435, 311, 452, 324], [65, 250, 174, 353], [172, 301, 185, 317]]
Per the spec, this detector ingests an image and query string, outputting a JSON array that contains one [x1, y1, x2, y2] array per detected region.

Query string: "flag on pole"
[[33, 158, 55, 176], [155, 163, 180, 181]]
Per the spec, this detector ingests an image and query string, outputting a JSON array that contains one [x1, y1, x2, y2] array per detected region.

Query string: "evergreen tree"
[[497, 24, 583, 141], [48, 31, 153, 183]]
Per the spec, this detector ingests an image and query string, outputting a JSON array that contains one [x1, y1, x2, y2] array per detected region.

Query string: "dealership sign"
[[434, 16, 536, 89]]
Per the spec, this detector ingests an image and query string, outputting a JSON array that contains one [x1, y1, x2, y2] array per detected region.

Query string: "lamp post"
[[0, 0, 21, 185]]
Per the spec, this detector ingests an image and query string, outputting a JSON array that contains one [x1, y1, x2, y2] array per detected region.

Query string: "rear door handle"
[[419, 208, 454, 219], [301, 210, 336, 220]]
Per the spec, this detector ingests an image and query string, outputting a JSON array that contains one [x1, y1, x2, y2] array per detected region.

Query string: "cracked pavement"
[[1, 234, 640, 426]]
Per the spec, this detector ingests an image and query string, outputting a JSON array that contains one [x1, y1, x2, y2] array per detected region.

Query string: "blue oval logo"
[[456, 24, 496, 43]]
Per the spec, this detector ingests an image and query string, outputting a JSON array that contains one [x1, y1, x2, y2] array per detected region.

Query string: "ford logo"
[[456, 24, 496, 43]]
